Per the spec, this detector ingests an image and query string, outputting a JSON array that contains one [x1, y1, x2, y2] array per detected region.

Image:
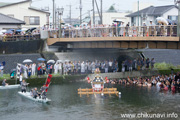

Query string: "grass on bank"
[[154, 62, 180, 75], [0, 73, 78, 81]]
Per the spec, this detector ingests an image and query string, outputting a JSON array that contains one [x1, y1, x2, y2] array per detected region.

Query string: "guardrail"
[[0, 34, 40, 42], [48, 25, 177, 38]]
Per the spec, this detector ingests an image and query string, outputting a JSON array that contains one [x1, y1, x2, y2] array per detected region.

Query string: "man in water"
[[2, 79, 8, 86], [40, 84, 49, 99], [21, 80, 28, 93]]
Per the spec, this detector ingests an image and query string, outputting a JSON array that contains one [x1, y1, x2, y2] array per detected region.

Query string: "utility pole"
[[80, 0, 82, 24], [55, 4, 57, 29], [138, 0, 139, 27], [100, 0, 103, 24], [177, 0, 180, 38], [92, 0, 95, 25], [52, 0, 55, 29], [67, 4, 72, 25], [95, 0, 101, 24]]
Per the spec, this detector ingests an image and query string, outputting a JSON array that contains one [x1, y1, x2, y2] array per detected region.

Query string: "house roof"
[[126, 5, 176, 17], [107, 5, 117, 13], [29, 7, 50, 14], [0, 13, 25, 24], [0, 0, 32, 8], [0, 0, 50, 14], [0, 2, 10, 7]]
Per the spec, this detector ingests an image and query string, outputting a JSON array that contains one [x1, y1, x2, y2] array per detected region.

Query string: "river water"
[[0, 81, 180, 120]]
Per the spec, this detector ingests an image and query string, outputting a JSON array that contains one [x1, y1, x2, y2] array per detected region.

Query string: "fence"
[[0, 34, 40, 42], [48, 25, 177, 38]]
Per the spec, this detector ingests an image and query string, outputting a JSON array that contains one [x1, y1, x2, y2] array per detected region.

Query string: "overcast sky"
[[0, 0, 175, 19]]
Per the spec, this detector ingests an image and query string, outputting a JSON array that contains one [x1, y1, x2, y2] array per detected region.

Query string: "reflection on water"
[[0, 82, 180, 120]]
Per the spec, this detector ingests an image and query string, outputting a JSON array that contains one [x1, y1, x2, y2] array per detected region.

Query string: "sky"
[[0, 0, 175, 19]]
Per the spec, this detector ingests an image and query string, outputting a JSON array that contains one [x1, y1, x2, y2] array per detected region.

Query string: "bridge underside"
[[47, 37, 180, 49]]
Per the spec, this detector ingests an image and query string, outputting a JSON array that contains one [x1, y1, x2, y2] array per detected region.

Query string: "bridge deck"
[[47, 37, 179, 45]]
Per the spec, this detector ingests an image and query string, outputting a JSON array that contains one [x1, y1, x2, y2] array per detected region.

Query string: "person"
[[58, 62, 62, 75], [125, 22, 129, 36], [149, 20, 155, 36], [104, 61, 109, 73], [0, 63, 4, 77], [32, 87, 40, 99], [128, 60, 132, 72], [28, 64, 32, 78], [142, 22, 147, 36], [117, 22, 121, 36], [151, 58, 155, 69], [54, 63, 58, 74], [21, 80, 28, 93], [31, 63, 36, 76], [81, 61, 85, 74], [40, 84, 49, 99], [24, 64, 28, 79], [19, 73, 23, 84], [2, 79, 8, 86], [120, 22, 125, 36], [121, 61, 125, 72]]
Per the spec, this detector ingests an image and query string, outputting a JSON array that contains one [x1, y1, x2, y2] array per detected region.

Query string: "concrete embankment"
[[88, 70, 159, 80]]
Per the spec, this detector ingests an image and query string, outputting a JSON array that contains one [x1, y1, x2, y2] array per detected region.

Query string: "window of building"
[[30, 16, 40, 25], [131, 17, 136, 25], [168, 15, 178, 21]]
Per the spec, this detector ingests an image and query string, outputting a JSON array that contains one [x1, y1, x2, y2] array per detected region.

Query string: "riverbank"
[[0, 74, 87, 85]]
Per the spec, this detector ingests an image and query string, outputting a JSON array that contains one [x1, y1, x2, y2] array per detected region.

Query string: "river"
[[0, 81, 180, 120]]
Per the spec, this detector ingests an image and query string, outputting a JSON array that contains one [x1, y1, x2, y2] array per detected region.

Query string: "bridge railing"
[[48, 25, 177, 38], [0, 34, 40, 42]]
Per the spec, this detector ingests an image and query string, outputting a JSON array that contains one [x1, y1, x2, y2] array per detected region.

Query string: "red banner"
[[45, 74, 52, 92]]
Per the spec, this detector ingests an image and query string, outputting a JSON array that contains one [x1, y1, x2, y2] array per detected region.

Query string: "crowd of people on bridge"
[[109, 72, 180, 93], [48, 20, 177, 38]]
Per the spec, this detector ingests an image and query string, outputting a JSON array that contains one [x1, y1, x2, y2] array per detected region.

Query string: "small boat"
[[78, 68, 121, 97], [18, 91, 51, 103], [0, 84, 20, 89]]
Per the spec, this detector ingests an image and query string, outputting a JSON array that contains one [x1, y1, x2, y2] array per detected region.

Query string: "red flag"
[[45, 74, 52, 92]]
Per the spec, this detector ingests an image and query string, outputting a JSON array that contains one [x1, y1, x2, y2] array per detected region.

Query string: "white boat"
[[18, 91, 51, 103], [0, 84, 20, 89]]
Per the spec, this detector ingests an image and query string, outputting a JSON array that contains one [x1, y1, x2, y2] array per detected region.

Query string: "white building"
[[91, 5, 130, 25], [126, 5, 178, 26], [0, 0, 50, 28]]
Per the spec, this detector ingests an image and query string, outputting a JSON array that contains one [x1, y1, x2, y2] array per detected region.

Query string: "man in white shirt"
[[58, 62, 62, 75], [0, 63, 4, 77], [32, 63, 36, 76], [109, 60, 113, 72]]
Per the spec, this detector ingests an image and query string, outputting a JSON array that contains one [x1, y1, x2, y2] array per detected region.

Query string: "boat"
[[0, 84, 20, 89], [18, 91, 51, 103], [78, 68, 121, 97]]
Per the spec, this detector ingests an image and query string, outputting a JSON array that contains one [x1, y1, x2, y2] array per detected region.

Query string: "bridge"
[[46, 25, 180, 49]]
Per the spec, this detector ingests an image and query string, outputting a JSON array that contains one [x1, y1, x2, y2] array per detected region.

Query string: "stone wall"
[[88, 70, 159, 80], [0, 40, 44, 54]]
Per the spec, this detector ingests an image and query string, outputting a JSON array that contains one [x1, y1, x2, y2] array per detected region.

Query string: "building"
[[0, 13, 25, 31], [91, 5, 130, 25], [126, 5, 178, 26], [0, 0, 50, 28], [63, 18, 80, 26]]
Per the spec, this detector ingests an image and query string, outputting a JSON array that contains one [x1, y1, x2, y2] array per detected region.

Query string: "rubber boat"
[[0, 84, 20, 89], [18, 91, 51, 103]]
